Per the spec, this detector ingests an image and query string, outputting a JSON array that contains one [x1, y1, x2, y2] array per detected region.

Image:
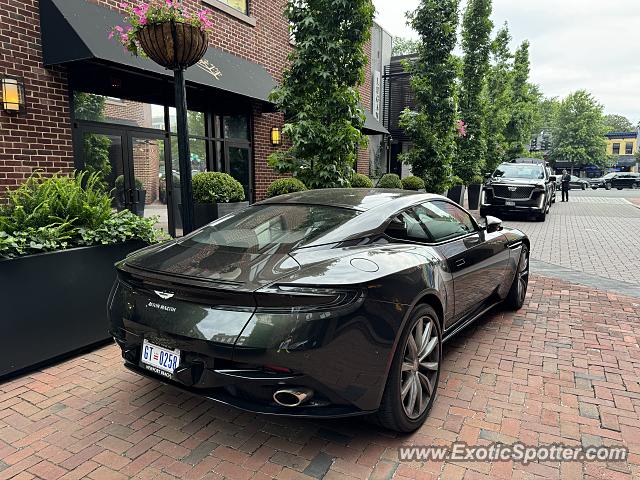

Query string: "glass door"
[[129, 134, 174, 236]]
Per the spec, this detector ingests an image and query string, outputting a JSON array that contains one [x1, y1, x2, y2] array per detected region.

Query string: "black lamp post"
[[136, 20, 208, 234]]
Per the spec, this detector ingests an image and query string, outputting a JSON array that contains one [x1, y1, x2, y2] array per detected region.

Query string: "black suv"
[[611, 172, 640, 190], [480, 159, 556, 222]]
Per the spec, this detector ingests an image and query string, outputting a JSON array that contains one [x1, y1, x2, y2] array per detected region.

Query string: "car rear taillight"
[[254, 285, 365, 312]]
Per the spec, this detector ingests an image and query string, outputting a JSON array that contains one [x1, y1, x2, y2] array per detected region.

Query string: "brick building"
[[0, 0, 387, 237]]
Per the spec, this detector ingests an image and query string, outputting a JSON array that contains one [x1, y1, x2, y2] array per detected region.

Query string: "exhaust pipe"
[[273, 387, 314, 407]]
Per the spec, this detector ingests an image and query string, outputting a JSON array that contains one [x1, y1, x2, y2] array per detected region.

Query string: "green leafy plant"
[[268, 0, 375, 189], [450, 176, 465, 187], [0, 171, 165, 259], [470, 174, 485, 185], [401, 176, 426, 191], [351, 173, 374, 188], [377, 174, 403, 189], [115, 175, 144, 191], [266, 178, 308, 198], [192, 172, 245, 204]]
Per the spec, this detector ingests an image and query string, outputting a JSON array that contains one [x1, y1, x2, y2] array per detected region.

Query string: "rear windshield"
[[180, 204, 359, 253], [494, 164, 545, 180]]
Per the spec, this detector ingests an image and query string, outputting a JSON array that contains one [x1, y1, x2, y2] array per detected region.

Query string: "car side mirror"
[[484, 215, 503, 234], [549, 176, 557, 182], [484, 173, 492, 179]]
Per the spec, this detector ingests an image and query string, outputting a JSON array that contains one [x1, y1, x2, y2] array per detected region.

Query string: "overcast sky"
[[372, 0, 640, 125]]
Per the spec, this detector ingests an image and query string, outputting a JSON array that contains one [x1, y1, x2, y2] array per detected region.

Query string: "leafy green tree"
[[393, 37, 419, 56], [74, 93, 112, 178], [268, 0, 375, 189], [603, 114, 634, 133], [455, 0, 493, 183], [505, 41, 536, 159], [549, 90, 609, 173], [399, 0, 460, 193], [484, 24, 512, 172]]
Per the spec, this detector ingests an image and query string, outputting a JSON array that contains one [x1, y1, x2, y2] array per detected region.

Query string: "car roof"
[[257, 188, 441, 212]]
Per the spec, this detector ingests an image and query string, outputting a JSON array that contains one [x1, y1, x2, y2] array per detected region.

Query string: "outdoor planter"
[[0, 241, 146, 379], [467, 183, 482, 210], [137, 22, 208, 70], [447, 185, 466, 205]]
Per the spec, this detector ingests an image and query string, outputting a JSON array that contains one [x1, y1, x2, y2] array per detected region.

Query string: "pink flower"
[[108, 31, 115, 39], [115, 25, 124, 32], [456, 120, 467, 138], [119, 2, 129, 8]]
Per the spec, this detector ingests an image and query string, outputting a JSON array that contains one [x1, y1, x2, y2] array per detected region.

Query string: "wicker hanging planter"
[[137, 21, 208, 70]]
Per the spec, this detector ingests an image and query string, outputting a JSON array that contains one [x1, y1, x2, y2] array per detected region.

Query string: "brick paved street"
[[502, 190, 640, 286], [1, 276, 640, 480]]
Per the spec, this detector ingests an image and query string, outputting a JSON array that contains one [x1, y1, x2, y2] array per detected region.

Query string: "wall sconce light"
[[271, 127, 282, 146], [1, 77, 26, 114]]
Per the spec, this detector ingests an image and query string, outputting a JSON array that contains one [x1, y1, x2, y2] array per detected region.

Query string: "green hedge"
[[0, 171, 165, 259], [377, 173, 403, 189], [351, 173, 374, 188], [267, 178, 308, 198], [192, 172, 245, 204], [401, 176, 426, 191]]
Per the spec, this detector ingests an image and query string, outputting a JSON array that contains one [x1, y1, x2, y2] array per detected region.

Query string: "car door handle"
[[455, 259, 466, 267]]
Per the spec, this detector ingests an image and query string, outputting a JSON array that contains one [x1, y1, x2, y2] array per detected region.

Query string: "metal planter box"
[[0, 241, 146, 379]]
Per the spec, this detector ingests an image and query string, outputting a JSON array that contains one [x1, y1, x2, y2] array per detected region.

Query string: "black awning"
[[363, 109, 389, 135], [39, 0, 277, 104]]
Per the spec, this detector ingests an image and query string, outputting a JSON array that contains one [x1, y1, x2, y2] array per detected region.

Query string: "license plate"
[[141, 340, 180, 374], [505, 201, 516, 206]]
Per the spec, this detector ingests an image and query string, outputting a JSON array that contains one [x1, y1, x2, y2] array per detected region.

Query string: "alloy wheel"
[[516, 248, 530, 305], [400, 315, 440, 419]]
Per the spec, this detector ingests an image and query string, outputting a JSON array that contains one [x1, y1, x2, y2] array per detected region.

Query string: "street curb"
[[531, 259, 640, 299]]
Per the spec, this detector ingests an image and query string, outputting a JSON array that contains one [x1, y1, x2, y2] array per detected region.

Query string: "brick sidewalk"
[[1, 276, 639, 480]]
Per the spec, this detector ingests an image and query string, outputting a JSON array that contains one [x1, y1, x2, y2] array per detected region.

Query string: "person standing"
[[561, 170, 571, 202]]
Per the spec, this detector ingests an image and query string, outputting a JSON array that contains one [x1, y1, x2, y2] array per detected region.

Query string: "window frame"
[[625, 142, 634, 155], [383, 200, 480, 246], [612, 143, 621, 155]]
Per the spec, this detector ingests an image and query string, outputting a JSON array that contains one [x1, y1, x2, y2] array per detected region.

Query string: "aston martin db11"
[[108, 189, 529, 432]]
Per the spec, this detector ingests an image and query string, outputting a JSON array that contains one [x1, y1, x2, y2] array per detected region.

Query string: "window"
[[613, 143, 620, 155], [217, 0, 248, 15], [494, 164, 545, 180], [385, 211, 431, 243], [415, 201, 476, 243], [626, 142, 634, 155]]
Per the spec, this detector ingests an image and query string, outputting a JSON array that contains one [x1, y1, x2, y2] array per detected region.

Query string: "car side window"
[[414, 201, 476, 243], [385, 211, 431, 243]]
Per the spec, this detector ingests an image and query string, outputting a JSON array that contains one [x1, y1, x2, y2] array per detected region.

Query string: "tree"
[[455, 0, 493, 183], [74, 93, 112, 178], [549, 90, 608, 173], [393, 37, 419, 56], [484, 24, 512, 172], [268, 0, 374, 188], [603, 114, 634, 133], [505, 41, 536, 159], [399, 0, 460, 193]]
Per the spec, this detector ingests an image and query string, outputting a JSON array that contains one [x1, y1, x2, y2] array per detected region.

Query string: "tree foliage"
[[455, 0, 493, 183], [268, 0, 375, 189], [505, 41, 537, 159], [603, 114, 634, 133], [392, 36, 419, 56], [484, 24, 512, 172], [399, 0, 460, 193], [549, 90, 608, 169]]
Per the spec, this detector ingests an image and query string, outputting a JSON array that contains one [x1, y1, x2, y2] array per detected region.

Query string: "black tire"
[[536, 211, 546, 222], [582, 184, 586, 190], [376, 305, 442, 433], [505, 245, 529, 310], [617, 187, 623, 190], [605, 183, 612, 190], [591, 187, 597, 190]]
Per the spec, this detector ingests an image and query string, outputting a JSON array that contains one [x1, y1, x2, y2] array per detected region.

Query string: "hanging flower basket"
[[110, 1, 213, 70], [137, 21, 208, 70]]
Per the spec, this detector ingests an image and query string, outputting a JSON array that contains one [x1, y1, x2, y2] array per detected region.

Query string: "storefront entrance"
[[76, 124, 177, 236]]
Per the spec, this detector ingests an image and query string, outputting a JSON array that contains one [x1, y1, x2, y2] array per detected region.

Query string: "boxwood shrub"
[[267, 178, 307, 198], [0, 171, 165, 259], [351, 173, 374, 188], [377, 173, 403, 189], [401, 175, 426, 191], [192, 172, 245, 204]]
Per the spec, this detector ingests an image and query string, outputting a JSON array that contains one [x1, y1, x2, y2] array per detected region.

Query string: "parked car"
[[554, 174, 589, 190], [611, 172, 640, 190], [480, 159, 556, 222], [589, 172, 640, 190], [108, 189, 530, 433]]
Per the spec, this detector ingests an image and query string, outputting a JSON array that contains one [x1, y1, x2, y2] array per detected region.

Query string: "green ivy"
[[268, 0, 375, 189]]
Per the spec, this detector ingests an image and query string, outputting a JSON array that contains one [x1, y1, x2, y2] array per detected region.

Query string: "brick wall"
[[0, 0, 74, 194]]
